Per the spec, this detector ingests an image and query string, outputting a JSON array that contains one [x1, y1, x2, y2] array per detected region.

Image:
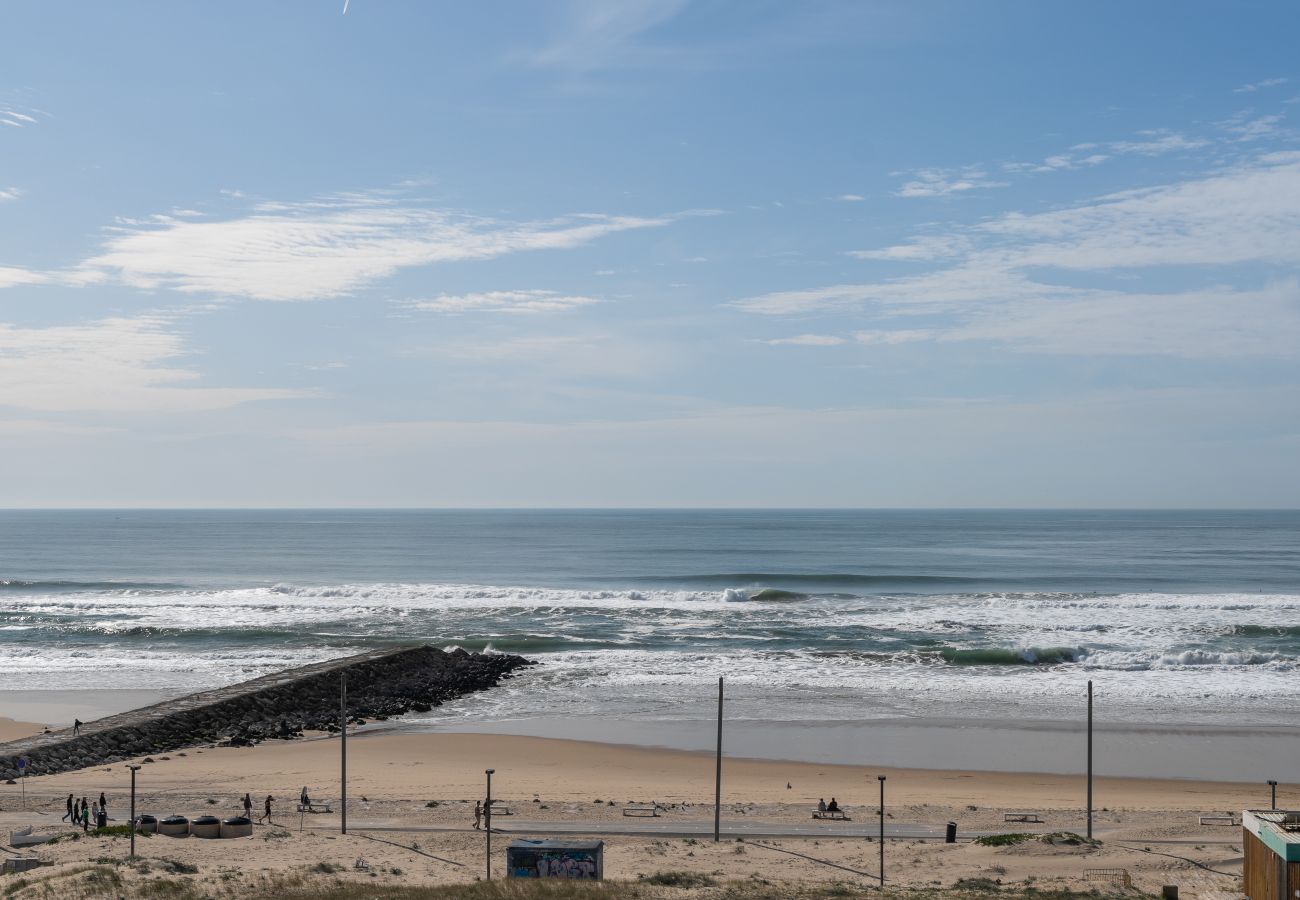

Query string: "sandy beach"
[[0, 711, 1266, 898]]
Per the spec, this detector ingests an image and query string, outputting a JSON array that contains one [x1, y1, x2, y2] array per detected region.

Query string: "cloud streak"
[[405, 289, 601, 314], [737, 153, 1300, 358], [0, 315, 306, 412], [66, 194, 681, 301]]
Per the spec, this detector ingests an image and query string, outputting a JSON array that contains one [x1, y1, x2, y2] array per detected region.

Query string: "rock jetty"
[[0, 645, 530, 780]]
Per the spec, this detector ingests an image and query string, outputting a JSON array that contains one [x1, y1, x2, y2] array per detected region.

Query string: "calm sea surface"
[[2, 509, 1298, 733]]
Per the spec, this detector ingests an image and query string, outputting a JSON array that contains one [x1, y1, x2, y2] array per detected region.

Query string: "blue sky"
[[2, 0, 1299, 507]]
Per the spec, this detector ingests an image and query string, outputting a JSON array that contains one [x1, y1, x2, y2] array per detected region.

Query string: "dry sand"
[[0, 714, 1260, 898]]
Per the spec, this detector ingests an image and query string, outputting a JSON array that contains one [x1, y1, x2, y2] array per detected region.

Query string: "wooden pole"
[[485, 769, 495, 880], [341, 671, 348, 835], [714, 677, 723, 842], [1086, 680, 1093, 841], [128, 765, 139, 859], [878, 775, 886, 885]]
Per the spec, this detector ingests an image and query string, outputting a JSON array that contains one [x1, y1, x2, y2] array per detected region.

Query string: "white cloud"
[[850, 234, 970, 262], [405, 289, 601, 314], [895, 167, 1007, 198], [0, 105, 41, 129], [0, 266, 46, 289], [854, 329, 934, 345], [734, 154, 1300, 358], [1235, 78, 1289, 93], [760, 334, 847, 346], [835, 194, 865, 202], [0, 188, 21, 202], [69, 194, 679, 301], [0, 315, 306, 412]]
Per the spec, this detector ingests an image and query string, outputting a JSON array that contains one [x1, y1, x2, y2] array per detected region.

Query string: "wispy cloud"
[[0, 315, 306, 412], [895, 167, 1007, 198], [63, 193, 683, 301], [1217, 110, 1286, 141], [0, 188, 21, 202], [530, 0, 690, 70], [404, 289, 601, 314], [0, 104, 43, 129], [835, 194, 865, 202], [759, 334, 847, 346], [736, 153, 1300, 358], [0, 266, 46, 289], [1235, 77, 1289, 93]]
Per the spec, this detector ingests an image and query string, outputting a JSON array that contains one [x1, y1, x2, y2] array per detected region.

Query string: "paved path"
[[315, 818, 987, 840]]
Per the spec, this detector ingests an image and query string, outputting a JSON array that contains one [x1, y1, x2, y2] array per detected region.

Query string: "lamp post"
[[485, 768, 495, 881], [1268, 780, 1278, 810], [878, 775, 886, 886], [128, 765, 142, 859]]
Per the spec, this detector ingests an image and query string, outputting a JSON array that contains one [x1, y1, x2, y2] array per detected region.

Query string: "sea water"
[[1, 509, 1297, 751]]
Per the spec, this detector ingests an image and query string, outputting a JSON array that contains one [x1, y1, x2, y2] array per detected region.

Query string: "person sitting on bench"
[[818, 798, 827, 814], [826, 798, 840, 814]]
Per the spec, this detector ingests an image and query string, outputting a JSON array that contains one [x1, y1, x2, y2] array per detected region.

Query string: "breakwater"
[[0, 645, 530, 780]]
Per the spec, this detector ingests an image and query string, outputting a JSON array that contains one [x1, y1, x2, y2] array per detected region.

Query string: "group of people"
[[62, 792, 108, 831], [240, 792, 275, 823], [816, 797, 841, 814]]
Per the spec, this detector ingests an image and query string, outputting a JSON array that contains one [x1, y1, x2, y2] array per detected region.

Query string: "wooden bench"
[[296, 801, 333, 814], [623, 804, 662, 817], [488, 802, 513, 817], [1004, 812, 1043, 823], [1198, 815, 1239, 826], [813, 810, 851, 821]]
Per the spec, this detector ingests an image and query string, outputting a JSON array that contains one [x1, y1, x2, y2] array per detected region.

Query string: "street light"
[[128, 765, 142, 859], [485, 769, 495, 881], [1268, 780, 1278, 810]]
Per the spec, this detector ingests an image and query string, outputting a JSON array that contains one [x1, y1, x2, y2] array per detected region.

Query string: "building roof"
[[507, 839, 603, 851], [1244, 810, 1300, 862]]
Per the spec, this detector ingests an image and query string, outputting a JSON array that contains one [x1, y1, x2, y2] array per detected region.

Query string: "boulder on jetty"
[[0, 646, 530, 779]]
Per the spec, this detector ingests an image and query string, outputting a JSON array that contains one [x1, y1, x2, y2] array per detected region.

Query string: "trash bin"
[[945, 822, 957, 843], [135, 815, 157, 834]]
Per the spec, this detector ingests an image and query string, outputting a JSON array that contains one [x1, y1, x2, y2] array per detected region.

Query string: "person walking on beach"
[[242, 793, 252, 819], [260, 794, 275, 824], [80, 798, 90, 832], [99, 792, 107, 819], [472, 800, 482, 830], [72, 718, 82, 736], [62, 793, 73, 822]]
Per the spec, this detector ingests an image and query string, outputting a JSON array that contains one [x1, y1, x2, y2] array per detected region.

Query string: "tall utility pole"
[[128, 765, 142, 859], [1086, 680, 1093, 840], [714, 676, 723, 842], [485, 769, 495, 881], [878, 775, 886, 885], [340, 671, 348, 835]]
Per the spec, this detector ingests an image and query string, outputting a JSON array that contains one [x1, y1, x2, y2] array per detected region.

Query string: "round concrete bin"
[[189, 815, 221, 839], [135, 815, 158, 835], [157, 815, 189, 837], [220, 816, 253, 839]]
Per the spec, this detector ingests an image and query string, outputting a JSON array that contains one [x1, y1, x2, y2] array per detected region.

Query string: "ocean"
[[2, 508, 1297, 739]]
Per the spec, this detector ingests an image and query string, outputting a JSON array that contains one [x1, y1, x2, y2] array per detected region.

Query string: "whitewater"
[[1, 509, 1297, 731]]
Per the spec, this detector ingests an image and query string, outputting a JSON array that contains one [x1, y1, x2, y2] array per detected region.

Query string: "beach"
[[0, 710, 1265, 897]]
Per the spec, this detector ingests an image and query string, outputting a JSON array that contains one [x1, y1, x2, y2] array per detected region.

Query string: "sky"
[[2, 0, 1299, 508]]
